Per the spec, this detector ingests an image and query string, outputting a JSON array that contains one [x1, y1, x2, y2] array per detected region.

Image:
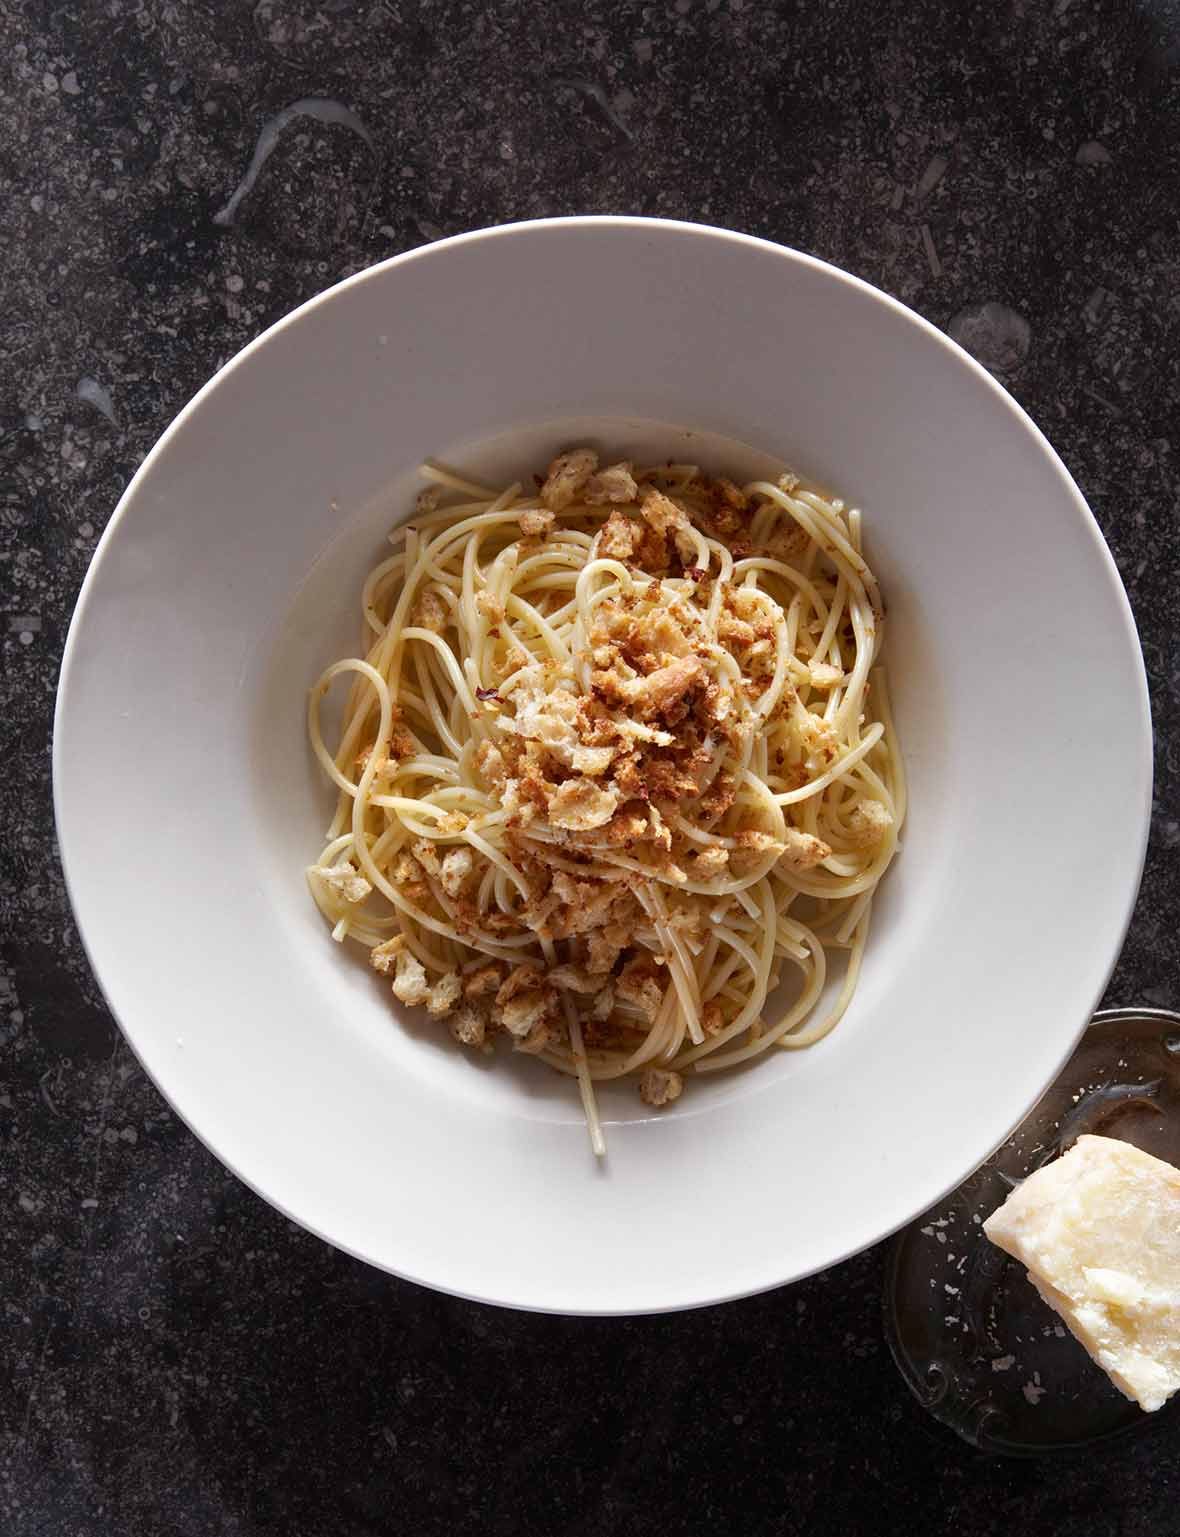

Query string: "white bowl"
[[54, 218, 1151, 1314]]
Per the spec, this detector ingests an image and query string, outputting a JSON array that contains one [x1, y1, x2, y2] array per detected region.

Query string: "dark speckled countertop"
[[3, 1, 1180, 1532]]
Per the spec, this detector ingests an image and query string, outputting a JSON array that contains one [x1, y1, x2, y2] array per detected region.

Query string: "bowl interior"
[[55, 220, 1150, 1312]]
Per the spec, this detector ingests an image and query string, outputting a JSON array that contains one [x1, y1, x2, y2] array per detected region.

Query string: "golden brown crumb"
[[391, 949, 431, 1006], [391, 852, 420, 886], [778, 827, 832, 870], [601, 810, 650, 846], [513, 1017, 553, 1054], [797, 712, 838, 766], [702, 1001, 724, 1036], [410, 588, 448, 633], [540, 448, 597, 511], [735, 829, 783, 854], [586, 923, 629, 974], [630, 655, 705, 719], [584, 461, 639, 504], [496, 964, 545, 1007], [690, 846, 729, 876], [369, 934, 406, 974], [474, 739, 508, 789], [639, 487, 685, 536], [598, 508, 641, 560], [639, 1068, 683, 1107], [807, 661, 843, 690], [518, 507, 556, 538], [845, 800, 893, 848], [440, 847, 474, 898], [415, 485, 442, 516], [547, 777, 620, 831], [548, 964, 600, 994], [590, 983, 615, 1020], [389, 724, 417, 760], [309, 864, 372, 904], [766, 525, 810, 561], [476, 590, 504, 622], [546, 872, 622, 939], [718, 615, 757, 650], [499, 989, 553, 1038], [713, 477, 748, 512], [463, 963, 504, 998], [616, 955, 666, 1022], [426, 972, 462, 1017], [412, 839, 442, 878], [449, 1002, 487, 1048]]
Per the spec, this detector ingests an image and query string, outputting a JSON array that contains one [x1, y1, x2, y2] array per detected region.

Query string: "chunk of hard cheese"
[[983, 1134, 1180, 1413]]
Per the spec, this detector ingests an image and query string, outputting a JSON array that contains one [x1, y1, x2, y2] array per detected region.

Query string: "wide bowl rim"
[[53, 216, 1153, 1314]]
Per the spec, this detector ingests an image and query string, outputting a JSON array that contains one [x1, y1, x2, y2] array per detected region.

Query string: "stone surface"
[[3, 0, 1180, 1532]]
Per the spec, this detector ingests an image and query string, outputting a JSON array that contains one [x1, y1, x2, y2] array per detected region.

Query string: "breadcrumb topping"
[[320, 447, 898, 1118], [639, 1068, 683, 1107], [310, 864, 372, 904]]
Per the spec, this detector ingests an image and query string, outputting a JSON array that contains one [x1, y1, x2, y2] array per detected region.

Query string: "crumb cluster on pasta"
[[308, 448, 905, 1152]]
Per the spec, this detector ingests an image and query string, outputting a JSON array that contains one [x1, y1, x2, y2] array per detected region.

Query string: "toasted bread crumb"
[[639, 1068, 683, 1107]]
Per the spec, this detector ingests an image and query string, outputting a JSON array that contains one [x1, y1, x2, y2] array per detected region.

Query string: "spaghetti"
[[307, 449, 905, 1155]]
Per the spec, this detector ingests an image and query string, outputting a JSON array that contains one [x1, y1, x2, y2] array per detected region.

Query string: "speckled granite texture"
[[3, 0, 1179, 1532]]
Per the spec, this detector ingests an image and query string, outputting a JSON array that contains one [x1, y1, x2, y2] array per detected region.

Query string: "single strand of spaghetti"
[[577, 557, 635, 609], [463, 828, 532, 901], [562, 996, 606, 1157], [543, 992, 676, 1081], [773, 927, 811, 962], [392, 754, 463, 783], [513, 837, 633, 882], [348, 699, 395, 871], [500, 592, 570, 666], [639, 984, 681, 1066], [419, 499, 523, 564], [474, 860, 497, 914], [458, 520, 485, 648], [410, 641, 463, 759], [395, 908, 459, 974], [308, 658, 391, 799], [385, 499, 505, 548], [732, 556, 831, 625], [740, 766, 789, 837], [733, 885, 765, 921], [812, 573, 848, 665], [771, 722, 885, 806], [679, 883, 778, 1059], [694, 933, 827, 1069], [699, 930, 760, 1002], [832, 595, 875, 734], [362, 553, 406, 634], [414, 516, 520, 590], [401, 625, 479, 715], [367, 523, 432, 690], [834, 889, 874, 946], [871, 669, 907, 827], [751, 481, 882, 615], [780, 834, 895, 900], [776, 916, 869, 1050], [639, 884, 705, 1047], [419, 461, 499, 498], [666, 816, 737, 848]]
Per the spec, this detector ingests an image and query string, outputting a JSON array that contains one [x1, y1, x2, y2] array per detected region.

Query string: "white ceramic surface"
[[54, 218, 1152, 1314]]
